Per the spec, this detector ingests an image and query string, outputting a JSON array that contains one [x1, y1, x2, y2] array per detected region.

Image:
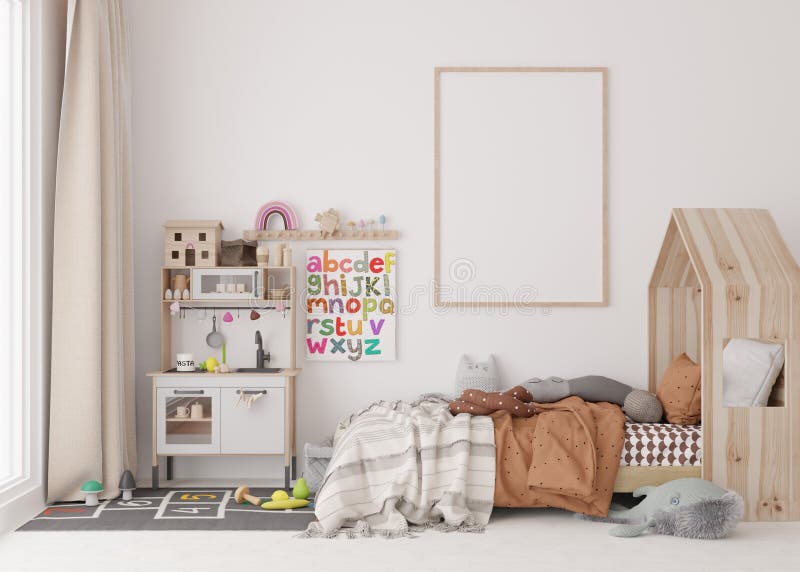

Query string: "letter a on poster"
[[305, 249, 396, 361]]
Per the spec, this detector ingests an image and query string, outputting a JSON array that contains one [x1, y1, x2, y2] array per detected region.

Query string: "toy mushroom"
[[234, 485, 262, 506], [119, 470, 136, 501], [81, 480, 104, 506]]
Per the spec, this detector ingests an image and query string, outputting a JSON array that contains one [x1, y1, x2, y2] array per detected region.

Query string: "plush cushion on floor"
[[722, 338, 785, 407], [656, 353, 701, 424]]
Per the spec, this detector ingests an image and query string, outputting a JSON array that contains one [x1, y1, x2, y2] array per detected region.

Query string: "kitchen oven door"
[[156, 387, 221, 455]]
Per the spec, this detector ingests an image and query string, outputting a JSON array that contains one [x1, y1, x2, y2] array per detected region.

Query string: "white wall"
[[128, 0, 800, 482]]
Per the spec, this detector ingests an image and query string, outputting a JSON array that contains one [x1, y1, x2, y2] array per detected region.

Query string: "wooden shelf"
[[163, 299, 290, 307], [162, 265, 294, 270], [243, 229, 399, 241], [162, 299, 252, 304], [161, 265, 262, 270], [167, 417, 212, 422]]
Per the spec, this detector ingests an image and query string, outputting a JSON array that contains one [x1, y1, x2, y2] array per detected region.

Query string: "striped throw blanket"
[[301, 397, 496, 538]]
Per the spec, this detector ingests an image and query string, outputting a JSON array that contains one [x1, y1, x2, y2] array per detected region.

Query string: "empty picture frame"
[[434, 67, 607, 307]]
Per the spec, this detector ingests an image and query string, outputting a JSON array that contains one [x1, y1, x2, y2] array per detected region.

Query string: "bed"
[[307, 396, 704, 536]]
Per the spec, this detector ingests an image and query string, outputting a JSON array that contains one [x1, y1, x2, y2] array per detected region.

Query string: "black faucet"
[[255, 330, 270, 368]]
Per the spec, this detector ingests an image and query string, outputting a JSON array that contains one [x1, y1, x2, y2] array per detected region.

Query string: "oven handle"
[[173, 390, 205, 395], [236, 389, 267, 396]]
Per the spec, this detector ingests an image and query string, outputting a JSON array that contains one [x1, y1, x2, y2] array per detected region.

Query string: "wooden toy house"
[[163, 220, 223, 267], [649, 208, 800, 521]]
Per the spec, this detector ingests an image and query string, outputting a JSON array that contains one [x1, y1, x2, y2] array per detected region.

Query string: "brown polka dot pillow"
[[449, 386, 537, 417], [656, 353, 701, 424]]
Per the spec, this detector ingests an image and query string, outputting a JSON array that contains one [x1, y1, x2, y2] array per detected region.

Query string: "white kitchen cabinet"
[[148, 372, 298, 489], [220, 388, 284, 454], [190, 267, 262, 300]]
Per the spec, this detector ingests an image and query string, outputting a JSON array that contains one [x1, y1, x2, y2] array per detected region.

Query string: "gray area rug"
[[19, 488, 316, 531]]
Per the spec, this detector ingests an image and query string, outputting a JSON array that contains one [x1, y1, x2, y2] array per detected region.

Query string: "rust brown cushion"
[[656, 353, 701, 424], [449, 386, 537, 417]]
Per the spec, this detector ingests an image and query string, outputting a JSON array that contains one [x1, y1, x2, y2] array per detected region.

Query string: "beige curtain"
[[48, 0, 136, 502]]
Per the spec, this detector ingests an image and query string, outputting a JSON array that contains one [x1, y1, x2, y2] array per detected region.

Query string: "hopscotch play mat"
[[19, 488, 315, 531]]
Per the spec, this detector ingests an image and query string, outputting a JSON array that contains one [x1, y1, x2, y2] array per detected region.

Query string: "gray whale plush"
[[580, 478, 744, 539]]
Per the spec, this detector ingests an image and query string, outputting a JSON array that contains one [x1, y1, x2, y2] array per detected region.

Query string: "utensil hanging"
[[206, 313, 224, 348]]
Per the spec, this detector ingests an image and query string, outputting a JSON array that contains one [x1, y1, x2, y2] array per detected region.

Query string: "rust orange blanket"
[[491, 396, 625, 517]]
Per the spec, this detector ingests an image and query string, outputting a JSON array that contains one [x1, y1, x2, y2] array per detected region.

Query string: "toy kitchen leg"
[[284, 441, 291, 489], [152, 461, 159, 491], [152, 381, 159, 490], [284, 376, 294, 490], [289, 375, 297, 481], [152, 457, 173, 489]]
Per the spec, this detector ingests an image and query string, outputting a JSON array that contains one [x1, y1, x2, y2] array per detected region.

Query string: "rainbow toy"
[[254, 201, 299, 231]]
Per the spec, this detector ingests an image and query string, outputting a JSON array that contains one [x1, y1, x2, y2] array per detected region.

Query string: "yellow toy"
[[271, 490, 289, 501], [261, 498, 310, 510]]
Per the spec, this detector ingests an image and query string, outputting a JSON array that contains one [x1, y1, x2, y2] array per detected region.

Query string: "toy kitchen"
[[147, 207, 399, 490], [147, 219, 300, 490]]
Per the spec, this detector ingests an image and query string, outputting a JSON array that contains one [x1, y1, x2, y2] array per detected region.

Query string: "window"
[[201, 250, 209, 259], [198, 232, 206, 242], [171, 250, 179, 259], [0, 0, 24, 491], [174, 232, 181, 241]]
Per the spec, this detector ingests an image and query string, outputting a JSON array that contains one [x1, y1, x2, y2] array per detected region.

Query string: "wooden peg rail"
[[242, 229, 399, 241]]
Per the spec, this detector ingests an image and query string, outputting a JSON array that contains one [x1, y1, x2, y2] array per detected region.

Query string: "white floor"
[[1, 508, 798, 572]]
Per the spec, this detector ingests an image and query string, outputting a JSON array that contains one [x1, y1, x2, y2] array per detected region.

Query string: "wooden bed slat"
[[613, 466, 702, 493]]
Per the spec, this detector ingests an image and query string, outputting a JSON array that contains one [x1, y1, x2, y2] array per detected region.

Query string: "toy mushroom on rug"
[[118, 470, 136, 501], [579, 478, 744, 539], [234, 485, 263, 506], [81, 480, 104, 506]]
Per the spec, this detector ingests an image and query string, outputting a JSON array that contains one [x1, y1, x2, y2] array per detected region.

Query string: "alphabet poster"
[[305, 249, 396, 361]]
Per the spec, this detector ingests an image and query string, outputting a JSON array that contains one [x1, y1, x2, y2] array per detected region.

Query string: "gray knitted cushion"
[[454, 355, 500, 395], [623, 389, 664, 423]]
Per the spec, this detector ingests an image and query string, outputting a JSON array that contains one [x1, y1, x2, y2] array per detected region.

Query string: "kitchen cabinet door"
[[220, 387, 284, 454]]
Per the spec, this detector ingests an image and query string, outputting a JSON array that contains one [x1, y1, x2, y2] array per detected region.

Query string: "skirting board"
[[613, 466, 702, 493]]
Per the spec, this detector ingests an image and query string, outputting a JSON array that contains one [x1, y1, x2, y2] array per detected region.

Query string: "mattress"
[[620, 422, 702, 467]]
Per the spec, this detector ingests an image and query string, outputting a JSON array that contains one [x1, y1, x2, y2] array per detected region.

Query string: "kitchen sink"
[[235, 367, 284, 374]]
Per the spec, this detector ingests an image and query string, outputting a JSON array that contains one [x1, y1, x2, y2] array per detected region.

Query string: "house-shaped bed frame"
[[622, 208, 799, 522]]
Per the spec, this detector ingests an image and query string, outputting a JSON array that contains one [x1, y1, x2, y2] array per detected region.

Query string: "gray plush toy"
[[579, 478, 744, 539], [525, 375, 663, 423]]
